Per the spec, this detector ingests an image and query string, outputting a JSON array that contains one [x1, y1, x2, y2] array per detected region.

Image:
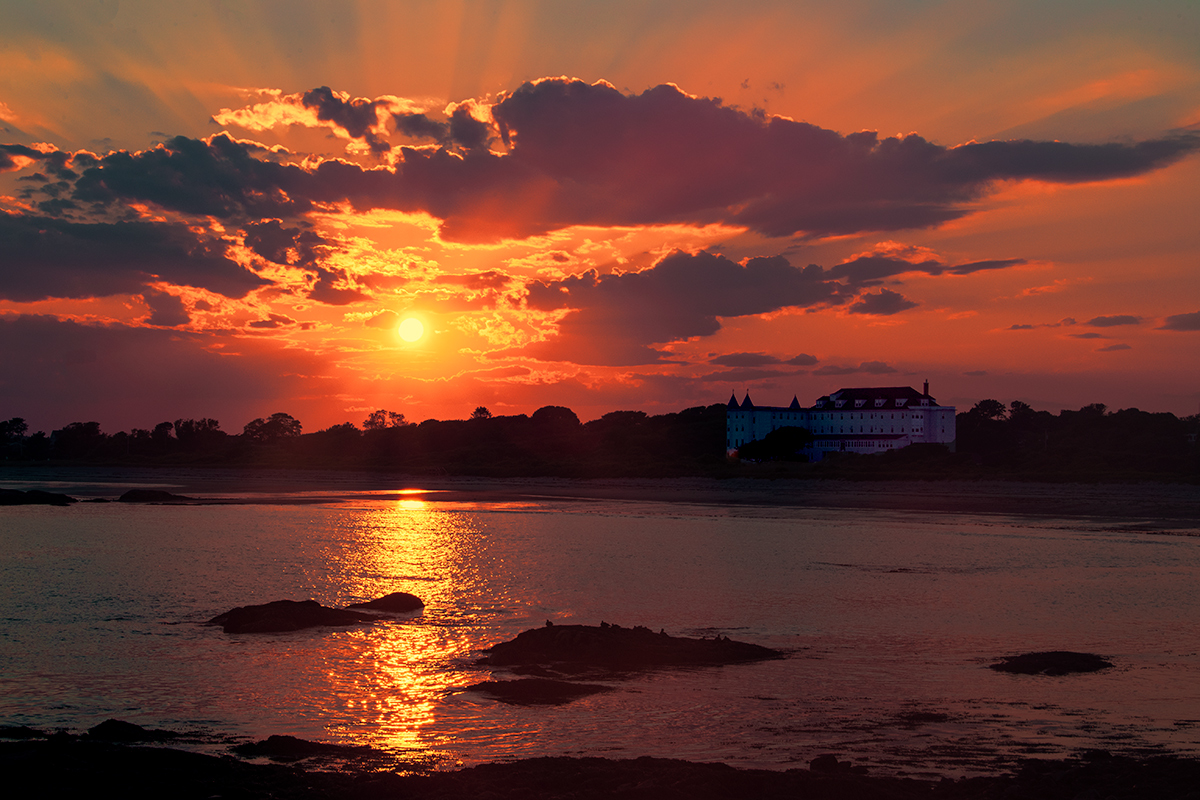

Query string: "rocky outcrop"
[[0, 489, 76, 506], [206, 600, 376, 634], [464, 678, 615, 705], [479, 623, 782, 671], [346, 591, 424, 613], [989, 651, 1113, 675]]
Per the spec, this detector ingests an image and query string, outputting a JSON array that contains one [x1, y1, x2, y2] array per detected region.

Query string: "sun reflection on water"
[[320, 497, 494, 755]]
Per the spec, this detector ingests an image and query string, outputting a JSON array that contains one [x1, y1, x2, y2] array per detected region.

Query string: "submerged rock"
[[207, 600, 376, 634], [479, 623, 782, 671], [464, 678, 615, 705], [118, 489, 194, 503], [0, 489, 76, 506], [346, 591, 424, 613], [989, 651, 1113, 676]]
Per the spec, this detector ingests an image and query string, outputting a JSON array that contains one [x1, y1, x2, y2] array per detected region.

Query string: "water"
[[2, 475, 1199, 777]]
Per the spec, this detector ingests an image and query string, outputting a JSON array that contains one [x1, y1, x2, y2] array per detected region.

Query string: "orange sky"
[[2, 0, 1199, 435]]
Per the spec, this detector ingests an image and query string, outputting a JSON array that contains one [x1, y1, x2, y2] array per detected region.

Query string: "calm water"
[[2, 478, 1199, 777]]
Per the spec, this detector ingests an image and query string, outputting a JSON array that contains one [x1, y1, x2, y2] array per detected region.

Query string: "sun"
[[398, 317, 424, 342]]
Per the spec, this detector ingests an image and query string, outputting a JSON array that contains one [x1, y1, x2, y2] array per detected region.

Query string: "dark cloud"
[[708, 352, 783, 367], [394, 112, 449, 141], [248, 313, 296, 329], [847, 288, 918, 315], [301, 87, 392, 153], [1, 143, 46, 171], [1085, 314, 1141, 327], [448, 106, 492, 151], [826, 254, 1026, 285], [434, 270, 513, 290], [307, 267, 369, 305], [1097, 343, 1132, 351], [1159, 311, 1200, 331], [12, 80, 1193, 247], [143, 291, 190, 327], [814, 361, 897, 376], [947, 258, 1027, 275], [0, 213, 268, 301], [71, 134, 312, 220], [521, 250, 840, 365], [364, 310, 400, 329], [243, 219, 326, 266], [1008, 324, 1035, 330], [786, 353, 819, 366], [1069, 332, 1104, 339]]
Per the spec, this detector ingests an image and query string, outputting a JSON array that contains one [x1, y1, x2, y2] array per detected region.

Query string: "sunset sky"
[[2, 0, 1199, 435]]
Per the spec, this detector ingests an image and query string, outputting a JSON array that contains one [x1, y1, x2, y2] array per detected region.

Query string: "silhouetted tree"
[[363, 409, 409, 430], [1, 417, 28, 441], [243, 412, 302, 443], [51, 421, 106, 460], [174, 418, 225, 448], [470, 406, 493, 420]]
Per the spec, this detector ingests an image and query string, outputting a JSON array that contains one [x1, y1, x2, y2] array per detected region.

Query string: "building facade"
[[726, 384, 956, 460]]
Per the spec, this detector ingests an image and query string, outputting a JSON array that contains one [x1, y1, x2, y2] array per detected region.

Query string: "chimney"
[[923, 379, 929, 397]]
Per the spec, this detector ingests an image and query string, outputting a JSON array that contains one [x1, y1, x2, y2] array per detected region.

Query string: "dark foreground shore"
[[4, 738, 1200, 800]]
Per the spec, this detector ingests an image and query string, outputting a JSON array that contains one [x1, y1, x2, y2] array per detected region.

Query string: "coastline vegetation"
[[1, 400, 1197, 482]]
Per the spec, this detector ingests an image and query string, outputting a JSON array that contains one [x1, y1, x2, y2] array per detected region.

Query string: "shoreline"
[[4, 464, 1200, 527], [4, 735, 1200, 799]]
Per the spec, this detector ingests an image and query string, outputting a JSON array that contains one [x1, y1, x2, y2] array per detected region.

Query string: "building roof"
[[813, 386, 936, 410]]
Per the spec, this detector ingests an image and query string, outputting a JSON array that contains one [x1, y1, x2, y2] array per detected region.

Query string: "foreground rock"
[[346, 591, 424, 613], [0, 488, 76, 506], [207, 600, 376, 634], [465, 678, 616, 705], [479, 623, 782, 671], [4, 738, 1200, 799], [989, 651, 1114, 676], [231, 734, 383, 765]]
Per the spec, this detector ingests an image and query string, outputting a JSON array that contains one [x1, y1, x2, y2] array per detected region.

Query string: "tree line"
[[1, 399, 1196, 481], [0, 405, 728, 478]]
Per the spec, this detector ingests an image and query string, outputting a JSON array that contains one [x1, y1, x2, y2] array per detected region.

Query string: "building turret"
[[727, 392, 739, 410], [740, 393, 754, 410], [788, 395, 801, 410]]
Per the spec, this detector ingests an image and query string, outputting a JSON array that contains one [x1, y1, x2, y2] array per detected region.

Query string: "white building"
[[726, 383, 956, 460]]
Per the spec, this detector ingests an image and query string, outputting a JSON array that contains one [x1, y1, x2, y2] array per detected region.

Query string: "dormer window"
[[895, 399, 906, 407], [835, 400, 845, 408], [920, 399, 929, 406], [874, 398, 885, 407], [854, 399, 865, 408]]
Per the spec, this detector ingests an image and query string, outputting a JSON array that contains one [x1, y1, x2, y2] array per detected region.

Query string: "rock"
[[989, 651, 1113, 676], [118, 489, 194, 503], [809, 754, 842, 773], [0, 726, 46, 739], [346, 591, 424, 613], [0, 489, 76, 506], [479, 624, 782, 671], [87, 719, 177, 742], [206, 600, 376, 634], [464, 678, 615, 705], [231, 734, 379, 763]]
